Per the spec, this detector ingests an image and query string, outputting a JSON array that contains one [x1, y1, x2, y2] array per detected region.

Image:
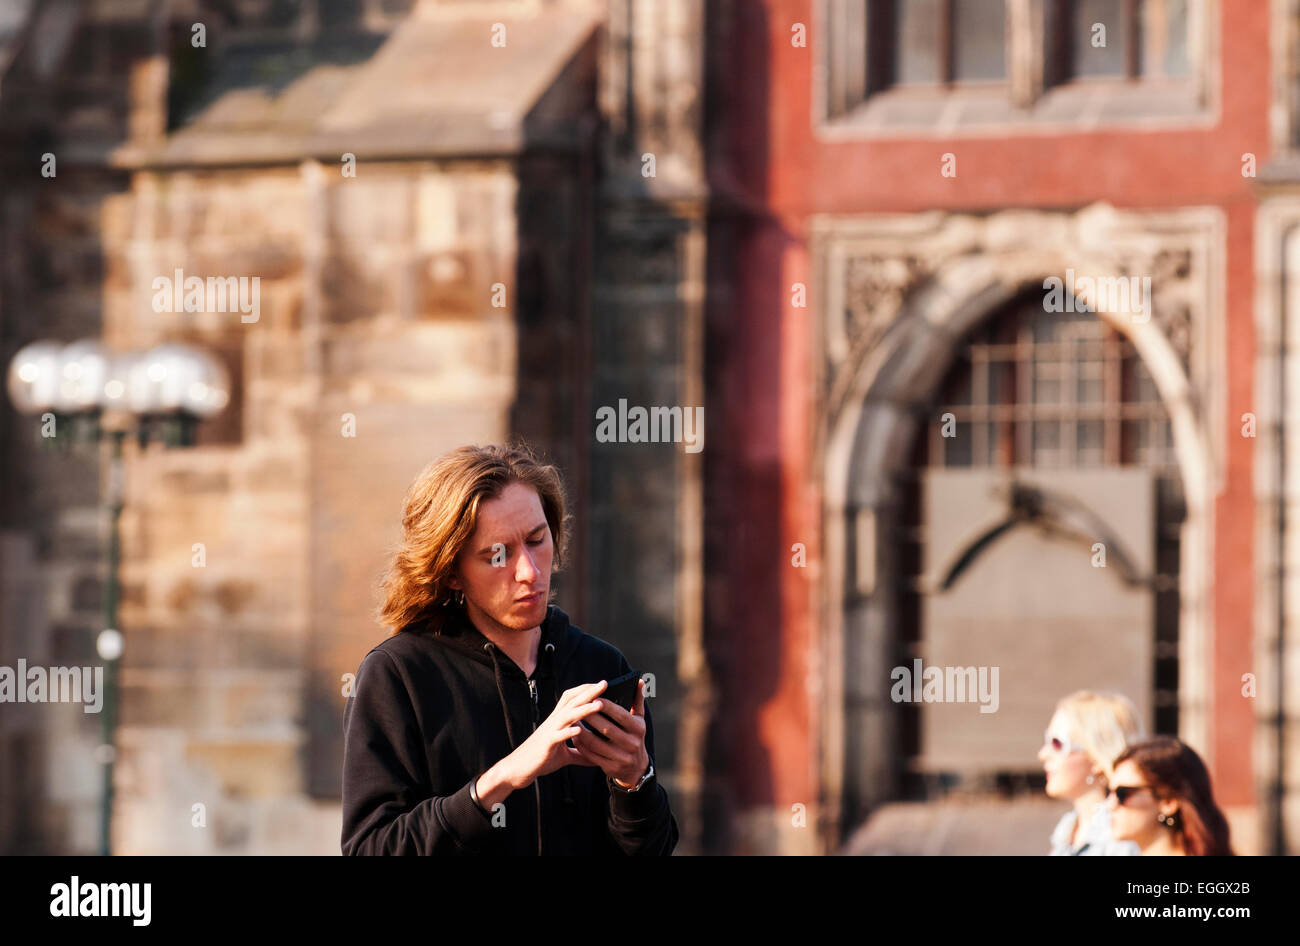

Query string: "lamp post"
[[6, 338, 229, 856]]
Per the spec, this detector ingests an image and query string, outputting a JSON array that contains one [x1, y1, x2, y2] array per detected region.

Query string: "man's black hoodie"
[[341, 603, 678, 855]]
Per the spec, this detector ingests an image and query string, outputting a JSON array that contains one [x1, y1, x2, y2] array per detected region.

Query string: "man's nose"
[[515, 549, 539, 581]]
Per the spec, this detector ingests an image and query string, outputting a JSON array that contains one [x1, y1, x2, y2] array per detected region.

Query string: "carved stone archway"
[[812, 203, 1225, 850]]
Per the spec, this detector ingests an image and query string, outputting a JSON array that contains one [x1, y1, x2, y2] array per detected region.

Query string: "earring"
[[1086, 774, 1095, 785], [1158, 813, 1170, 826]]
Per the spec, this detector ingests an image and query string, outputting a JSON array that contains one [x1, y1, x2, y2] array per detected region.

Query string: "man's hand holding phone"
[[473, 681, 607, 812], [570, 674, 650, 788]]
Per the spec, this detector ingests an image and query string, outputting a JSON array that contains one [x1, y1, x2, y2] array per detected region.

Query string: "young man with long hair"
[[341, 442, 678, 855]]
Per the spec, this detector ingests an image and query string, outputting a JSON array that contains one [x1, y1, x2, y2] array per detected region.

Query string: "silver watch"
[[609, 761, 654, 793]]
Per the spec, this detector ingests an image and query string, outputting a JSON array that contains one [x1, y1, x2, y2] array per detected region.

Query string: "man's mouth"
[[516, 591, 545, 604]]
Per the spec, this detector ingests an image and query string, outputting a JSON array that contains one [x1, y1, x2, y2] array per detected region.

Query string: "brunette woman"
[[1107, 736, 1233, 856]]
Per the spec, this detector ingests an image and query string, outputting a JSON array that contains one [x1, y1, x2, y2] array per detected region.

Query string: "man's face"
[[450, 480, 553, 635]]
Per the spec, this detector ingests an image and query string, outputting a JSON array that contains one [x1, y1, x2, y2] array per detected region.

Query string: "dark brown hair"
[[374, 441, 569, 635], [1113, 737, 1233, 856]]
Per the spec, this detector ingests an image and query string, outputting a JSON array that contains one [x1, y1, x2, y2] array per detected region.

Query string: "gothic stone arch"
[[811, 202, 1225, 850]]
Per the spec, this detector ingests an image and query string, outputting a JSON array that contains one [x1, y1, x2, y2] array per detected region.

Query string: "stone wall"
[[0, 0, 602, 854], [588, 0, 711, 854], [71, 156, 524, 852]]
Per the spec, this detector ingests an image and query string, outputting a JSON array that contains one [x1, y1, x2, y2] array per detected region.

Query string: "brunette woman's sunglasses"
[[1109, 785, 1154, 806]]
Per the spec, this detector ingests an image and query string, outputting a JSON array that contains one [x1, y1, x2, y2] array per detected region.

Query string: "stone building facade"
[[704, 0, 1292, 855], [0, 0, 711, 855], [3, 0, 1297, 858]]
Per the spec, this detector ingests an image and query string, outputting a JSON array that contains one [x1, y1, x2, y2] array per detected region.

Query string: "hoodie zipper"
[[528, 676, 541, 855]]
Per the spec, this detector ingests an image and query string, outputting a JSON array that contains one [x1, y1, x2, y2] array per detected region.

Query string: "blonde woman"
[[1038, 690, 1144, 856]]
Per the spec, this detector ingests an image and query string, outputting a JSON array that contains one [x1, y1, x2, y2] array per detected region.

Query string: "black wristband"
[[468, 773, 490, 816]]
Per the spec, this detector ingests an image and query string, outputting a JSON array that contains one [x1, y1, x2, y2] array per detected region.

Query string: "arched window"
[[893, 289, 1182, 799]]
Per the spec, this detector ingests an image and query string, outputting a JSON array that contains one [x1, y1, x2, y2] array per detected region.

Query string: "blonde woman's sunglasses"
[[1043, 731, 1083, 754]]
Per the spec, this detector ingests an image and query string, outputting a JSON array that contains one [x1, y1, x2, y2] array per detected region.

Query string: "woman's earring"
[[1158, 813, 1170, 826], [1086, 774, 1095, 785]]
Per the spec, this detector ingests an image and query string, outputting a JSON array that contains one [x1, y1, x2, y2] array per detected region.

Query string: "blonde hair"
[[374, 441, 570, 635], [1053, 690, 1145, 784]]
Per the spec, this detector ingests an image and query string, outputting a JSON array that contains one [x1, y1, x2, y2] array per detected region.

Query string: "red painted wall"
[[708, 0, 1269, 830]]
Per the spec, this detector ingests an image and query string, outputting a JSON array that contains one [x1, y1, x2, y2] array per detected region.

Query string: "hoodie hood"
[[427, 603, 580, 683]]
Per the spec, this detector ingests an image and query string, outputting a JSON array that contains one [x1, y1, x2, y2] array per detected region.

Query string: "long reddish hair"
[[374, 441, 569, 635], [1113, 737, 1233, 856]]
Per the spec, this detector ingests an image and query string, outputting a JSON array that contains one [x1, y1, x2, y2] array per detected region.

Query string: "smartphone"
[[578, 669, 642, 741]]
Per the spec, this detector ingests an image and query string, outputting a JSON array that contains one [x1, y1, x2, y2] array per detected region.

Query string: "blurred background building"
[[0, 0, 1294, 855]]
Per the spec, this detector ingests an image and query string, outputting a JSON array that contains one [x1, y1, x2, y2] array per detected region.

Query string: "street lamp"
[[6, 337, 229, 856]]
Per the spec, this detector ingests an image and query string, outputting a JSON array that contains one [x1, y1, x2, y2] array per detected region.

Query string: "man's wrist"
[[611, 759, 652, 791], [469, 772, 490, 815], [474, 761, 518, 811]]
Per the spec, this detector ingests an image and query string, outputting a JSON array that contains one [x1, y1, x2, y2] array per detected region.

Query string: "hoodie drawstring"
[[483, 635, 573, 853], [540, 641, 575, 809], [483, 642, 518, 751], [484, 640, 541, 853]]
